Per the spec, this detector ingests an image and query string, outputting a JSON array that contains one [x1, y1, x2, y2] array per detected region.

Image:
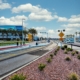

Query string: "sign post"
[[59, 31, 64, 48]]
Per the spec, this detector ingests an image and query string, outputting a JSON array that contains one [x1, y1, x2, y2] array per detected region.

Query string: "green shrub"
[[70, 48, 73, 51], [64, 51, 68, 54], [77, 55, 80, 59], [68, 72, 79, 80], [71, 52, 75, 56], [47, 58, 51, 63], [66, 48, 73, 51], [75, 51, 79, 54], [38, 63, 46, 71], [50, 54, 53, 58], [61, 47, 65, 50], [64, 45, 67, 49], [10, 74, 26, 80], [55, 50, 57, 53], [54, 52, 57, 55], [57, 47, 60, 51], [65, 57, 71, 61]]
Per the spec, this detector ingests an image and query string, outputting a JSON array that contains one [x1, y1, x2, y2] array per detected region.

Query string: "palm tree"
[[75, 32, 77, 38], [28, 28, 37, 41], [66, 35, 69, 38], [1, 29, 6, 40], [23, 30, 28, 40]]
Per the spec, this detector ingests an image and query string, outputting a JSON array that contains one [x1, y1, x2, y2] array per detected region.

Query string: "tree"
[[75, 32, 77, 38], [28, 28, 37, 41], [23, 30, 28, 40], [78, 32, 80, 38]]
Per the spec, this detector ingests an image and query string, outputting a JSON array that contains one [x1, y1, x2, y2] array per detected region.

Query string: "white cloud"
[[0, 15, 28, 27], [57, 17, 68, 22], [12, 3, 53, 21], [48, 30, 54, 34], [62, 23, 80, 28], [33, 26, 46, 31], [29, 13, 53, 21], [38, 29, 55, 38], [68, 14, 80, 23], [12, 3, 51, 14], [0, 0, 11, 9]]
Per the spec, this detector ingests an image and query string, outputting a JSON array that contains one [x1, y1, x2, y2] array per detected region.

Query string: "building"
[[0, 25, 23, 40]]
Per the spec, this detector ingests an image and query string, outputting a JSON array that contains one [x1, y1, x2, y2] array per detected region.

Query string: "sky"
[[0, 0, 80, 38]]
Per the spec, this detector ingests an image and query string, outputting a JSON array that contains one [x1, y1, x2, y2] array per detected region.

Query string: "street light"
[[40, 32, 48, 41], [22, 18, 25, 45]]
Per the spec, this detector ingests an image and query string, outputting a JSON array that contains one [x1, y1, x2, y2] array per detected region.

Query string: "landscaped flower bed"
[[3, 46, 80, 80]]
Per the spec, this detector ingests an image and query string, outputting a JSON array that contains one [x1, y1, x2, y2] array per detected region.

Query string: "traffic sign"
[[59, 37, 63, 41], [59, 32, 64, 37]]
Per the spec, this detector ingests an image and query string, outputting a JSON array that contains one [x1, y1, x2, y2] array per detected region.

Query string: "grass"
[[67, 72, 79, 80], [0, 41, 29, 46]]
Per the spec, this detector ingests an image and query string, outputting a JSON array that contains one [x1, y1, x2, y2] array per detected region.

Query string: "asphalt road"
[[0, 42, 57, 77]]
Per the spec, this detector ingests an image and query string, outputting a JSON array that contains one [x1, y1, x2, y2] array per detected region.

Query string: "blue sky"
[[0, 0, 80, 38]]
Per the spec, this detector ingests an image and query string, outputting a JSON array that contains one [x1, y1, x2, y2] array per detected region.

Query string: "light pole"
[[40, 32, 48, 41], [22, 19, 25, 45]]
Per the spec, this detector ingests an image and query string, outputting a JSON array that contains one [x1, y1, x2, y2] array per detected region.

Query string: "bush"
[[57, 47, 60, 51], [50, 54, 53, 58], [75, 51, 79, 54], [54, 52, 57, 55], [55, 50, 57, 53], [77, 55, 80, 59], [64, 51, 68, 54], [47, 58, 51, 63], [68, 72, 79, 80], [10, 74, 26, 80], [65, 57, 71, 61], [64, 45, 67, 49], [66, 48, 73, 51], [61, 47, 65, 50], [70, 48, 73, 51], [71, 52, 75, 56], [38, 63, 46, 71]]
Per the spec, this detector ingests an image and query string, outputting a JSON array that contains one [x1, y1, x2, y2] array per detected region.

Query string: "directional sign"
[[59, 32, 64, 37], [64, 38, 74, 43]]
